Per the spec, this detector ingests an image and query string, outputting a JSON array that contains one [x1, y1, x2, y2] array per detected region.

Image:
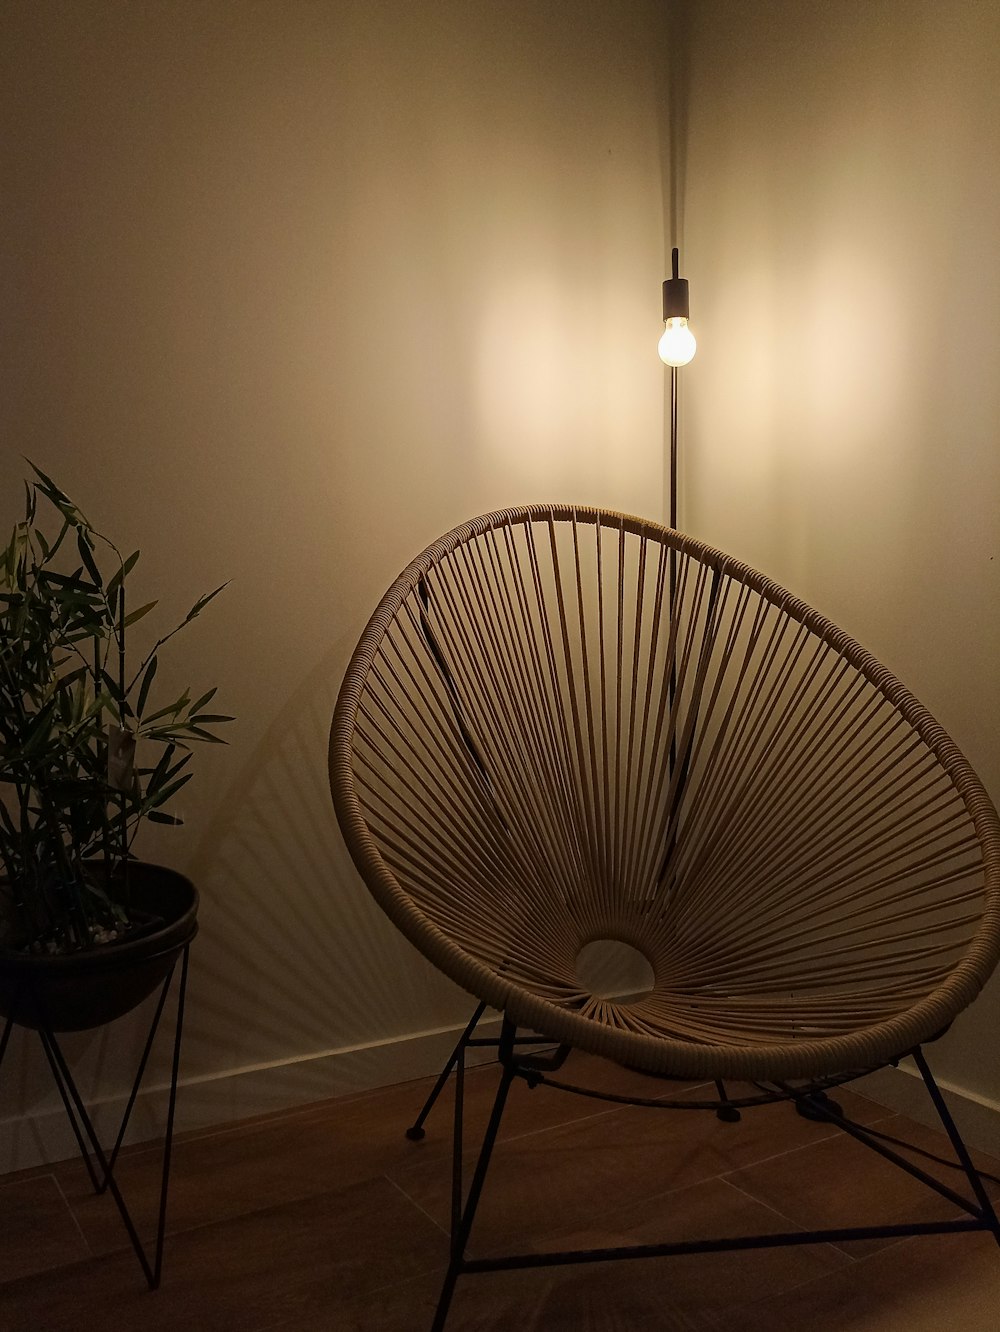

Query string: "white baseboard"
[[855, 1061, 1000, 1160], [6, 1022, 997, 1178], [0, 1012, 503, 1176]]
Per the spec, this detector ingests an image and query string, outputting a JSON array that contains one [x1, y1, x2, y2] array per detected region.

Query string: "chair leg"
[[795, 1089, 844, 1123], [406, 1001, 487, 1141], [911, 1044, 1000, 1248], [714, 1078, 741, 1123], [431, 1018, 517, 1332]]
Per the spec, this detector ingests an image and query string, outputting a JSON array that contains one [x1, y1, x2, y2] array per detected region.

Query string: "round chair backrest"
[[330, 506, 1000, 1079]]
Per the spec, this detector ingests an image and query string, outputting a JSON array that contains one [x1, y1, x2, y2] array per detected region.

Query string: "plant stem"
[[117, 582, 129, 901]]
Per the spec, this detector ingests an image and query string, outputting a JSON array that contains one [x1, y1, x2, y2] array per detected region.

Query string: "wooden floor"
[[2, 1053, 1000, 1330]]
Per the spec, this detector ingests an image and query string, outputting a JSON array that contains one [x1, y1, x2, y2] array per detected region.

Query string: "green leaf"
[[144, 742, 176, 791], [122, 600, 157, 628], [43, 517, 74, 563], [146, 745, 192, 794], [38, 569, 89, 589], [136, 654, 158, 718], [189, 686, 218, 713], [184, 725, 227, 744], [81, 688, 114, 722], [190, 713, 234, 725], [56, 685, 74, 726], [20, 702, 56, 756], [27, 461, 75, 511], [76, 529, 103, 588], [100, 668, 125, 703], [0, 798, 18, 837], [54, 665, 89, 692], [184, 583, 229, 623], [100, 692, 123, 725], [140, 691, 189, 724], [105, 549, 140, 601], [162, 752, 193, 784], [141, 727, 193, 744], [147, 810, 184, 825], [2, 531, 15, 583], [147, 770, 193, 809], [65, 626, 109, 645], [27, 467, 89, 536]]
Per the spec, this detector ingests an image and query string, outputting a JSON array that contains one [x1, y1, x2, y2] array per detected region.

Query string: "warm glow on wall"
[[471, 264, 661, 507]]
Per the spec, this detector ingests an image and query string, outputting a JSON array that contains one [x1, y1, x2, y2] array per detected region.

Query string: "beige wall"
[[0, 0, 668, 1139], [683, 0, 1000, 1102], [7, 0, 996, 1152]]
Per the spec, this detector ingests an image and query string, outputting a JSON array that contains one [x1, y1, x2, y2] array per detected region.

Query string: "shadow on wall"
[[0, 0, 669, 1145], [0, 632, 472, 1162], [179, 634, 475, 1086], [665, 0, 691, 249]]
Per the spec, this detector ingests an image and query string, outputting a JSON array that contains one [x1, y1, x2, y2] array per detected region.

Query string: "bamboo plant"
[[0, 464, 232, 953]]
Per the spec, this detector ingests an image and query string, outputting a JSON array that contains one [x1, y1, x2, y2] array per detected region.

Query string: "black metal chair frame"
[[413, 1009, 1000, 1332], [329, 508, 1000, 1329], [0, 943, 191, 1290]]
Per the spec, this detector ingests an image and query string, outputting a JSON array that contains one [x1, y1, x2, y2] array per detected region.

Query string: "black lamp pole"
[[670, 365, 679, 530]]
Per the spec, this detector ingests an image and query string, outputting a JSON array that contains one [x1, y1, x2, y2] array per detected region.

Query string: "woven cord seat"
[[329, 505, 1000, 1329], [331, 505, 1000, 1081]]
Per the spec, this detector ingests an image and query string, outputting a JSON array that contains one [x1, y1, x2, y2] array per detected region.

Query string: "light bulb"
[[658, 317, 697, 367]]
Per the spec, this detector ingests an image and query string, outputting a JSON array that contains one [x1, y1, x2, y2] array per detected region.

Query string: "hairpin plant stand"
[[0, 941, 191, 1290]]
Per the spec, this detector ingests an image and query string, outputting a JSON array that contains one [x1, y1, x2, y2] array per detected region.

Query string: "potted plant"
[[0, 463, 232, 1031]]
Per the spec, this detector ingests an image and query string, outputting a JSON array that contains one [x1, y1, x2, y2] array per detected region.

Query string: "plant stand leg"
[[406, 1001, 487, 1141], [34, 943, 191, 1290], [39, 1028, 104, 1193], [101, 958, 177, 1190], [153, 943, 189, 1287], [43, 1024, 158, 1285], [0, 1015, 15, 1074]]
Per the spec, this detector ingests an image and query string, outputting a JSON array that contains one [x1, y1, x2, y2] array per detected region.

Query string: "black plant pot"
[[0, 861, 198, 1033]]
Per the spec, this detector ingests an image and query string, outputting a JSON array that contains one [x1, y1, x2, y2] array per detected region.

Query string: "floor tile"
[[551, 1174, 850, 1310], [708, 1228, 1000, 1331], [55, 1051, 707, 1257], [275, 1263, 716, 1331], [0, 1174, 446, 1332], [0, 1174, 90, 1284], [2, 1063, 995, 1332], [388, 1080, 890, 1256], [55, 1088, 432, 1257], [726, 1110, 1000, 1258], [377, 1046, 711, 1151]]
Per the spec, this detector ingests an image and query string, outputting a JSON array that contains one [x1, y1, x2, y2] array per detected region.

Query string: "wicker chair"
[[329, 505, 1000, 1329]]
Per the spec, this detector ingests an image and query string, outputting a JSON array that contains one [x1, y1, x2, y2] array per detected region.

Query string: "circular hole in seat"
[[575, 940, 655, 1003]]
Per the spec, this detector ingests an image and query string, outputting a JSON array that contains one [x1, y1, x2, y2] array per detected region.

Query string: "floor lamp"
[[657, 245, 697, 528]]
